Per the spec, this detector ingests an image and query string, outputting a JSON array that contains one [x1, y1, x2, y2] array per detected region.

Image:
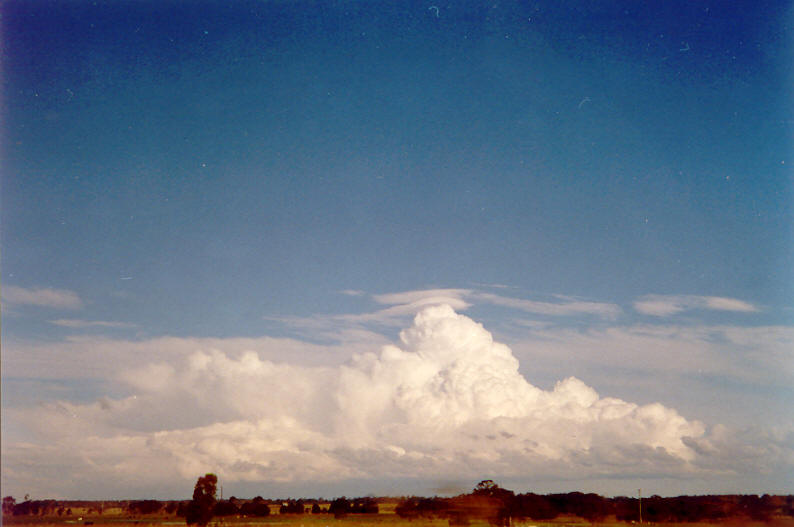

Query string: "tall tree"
[[186, 474, 218, 526]]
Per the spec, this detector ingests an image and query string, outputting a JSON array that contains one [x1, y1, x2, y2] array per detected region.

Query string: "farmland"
[[4, 482, 794, 527], [4, 498, 794, 527]]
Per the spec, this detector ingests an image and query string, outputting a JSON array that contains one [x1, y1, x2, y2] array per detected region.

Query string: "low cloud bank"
[[7, 305, 722, 494]]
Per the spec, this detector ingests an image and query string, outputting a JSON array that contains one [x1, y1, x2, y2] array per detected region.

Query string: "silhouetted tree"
[[513, 493, 557, 520], [785, 495, 794, 517], [12, 501, 38, 516], [470, 480, 515, 526], [328, 497, 350, 518], [2, 497, 15, 516], [128, 500, 162, 515], [577, 493, 608, 524], [352, 498, 379, 514], [279, 499, 305, 514], [214, 500, 239, 516], [240, 497, 270, 517], [473, 481, 496, 494], [739, 494, 775, 521], [185, 474, 218, 526]]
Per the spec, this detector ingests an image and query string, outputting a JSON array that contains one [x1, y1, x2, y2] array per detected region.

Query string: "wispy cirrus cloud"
[[49, 319, 136, 329], [368, 288, 622, 321], [2, 285, 83, 310], [270, 289, 474, 332], [701, 296, 759, 312], [362, 288, 473, 322], [634, 295, 759, 317], [472, 292, 622, 319], [370, 289, 621, 319], [338, 289, 367, 297]]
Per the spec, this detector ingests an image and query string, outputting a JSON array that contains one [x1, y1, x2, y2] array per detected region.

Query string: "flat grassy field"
[[5, 513, 794, 527]]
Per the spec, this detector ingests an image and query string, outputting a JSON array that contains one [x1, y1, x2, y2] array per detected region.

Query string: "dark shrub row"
[[395, 481, 794, 524]]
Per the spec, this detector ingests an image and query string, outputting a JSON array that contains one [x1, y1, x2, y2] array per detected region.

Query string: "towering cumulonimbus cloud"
[[133, 304, 706, 482], [6, 298, 791, 501], [10, 304, 709, 488]]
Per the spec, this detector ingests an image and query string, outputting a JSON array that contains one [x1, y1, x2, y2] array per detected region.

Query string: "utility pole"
[[218, 485, 224, 527], [638, 488, 642, 524]]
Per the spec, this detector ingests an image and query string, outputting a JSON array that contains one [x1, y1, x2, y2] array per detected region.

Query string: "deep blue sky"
[[4, 0, 791, 338], [2, 0, 793, 499]]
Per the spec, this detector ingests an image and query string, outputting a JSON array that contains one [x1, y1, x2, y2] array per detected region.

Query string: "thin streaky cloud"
[[336, 295, 472, 325], [2, 285, 83, 310], [49, 319, 137, 329], [634, 295, 758, 317], [470, 282, 516, 290], [374, 288, 621, 318], [633, 299, 687, 317], [271, 289, 620, 338], [267, 292, 471, 330], [702, 296, 759, 313], [264, 291, 473, 337], [372, 288, 471, 306], [473, 292, 622, 318], [338, 289, 366, 297]]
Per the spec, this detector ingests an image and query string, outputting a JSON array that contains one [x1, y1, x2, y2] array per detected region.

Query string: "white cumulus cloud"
[[5, 305, 719, 496]]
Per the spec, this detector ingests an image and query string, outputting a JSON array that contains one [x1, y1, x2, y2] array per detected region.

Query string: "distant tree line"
[[177, 474, 381, 526], [4, 478, 793, 525], [394, 480, 794, 525], [326, 497, 379, 517], [3, 499, 64, 517]]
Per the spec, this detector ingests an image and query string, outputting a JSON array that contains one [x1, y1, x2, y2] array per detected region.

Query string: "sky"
[[1, 0, 793, 500]]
